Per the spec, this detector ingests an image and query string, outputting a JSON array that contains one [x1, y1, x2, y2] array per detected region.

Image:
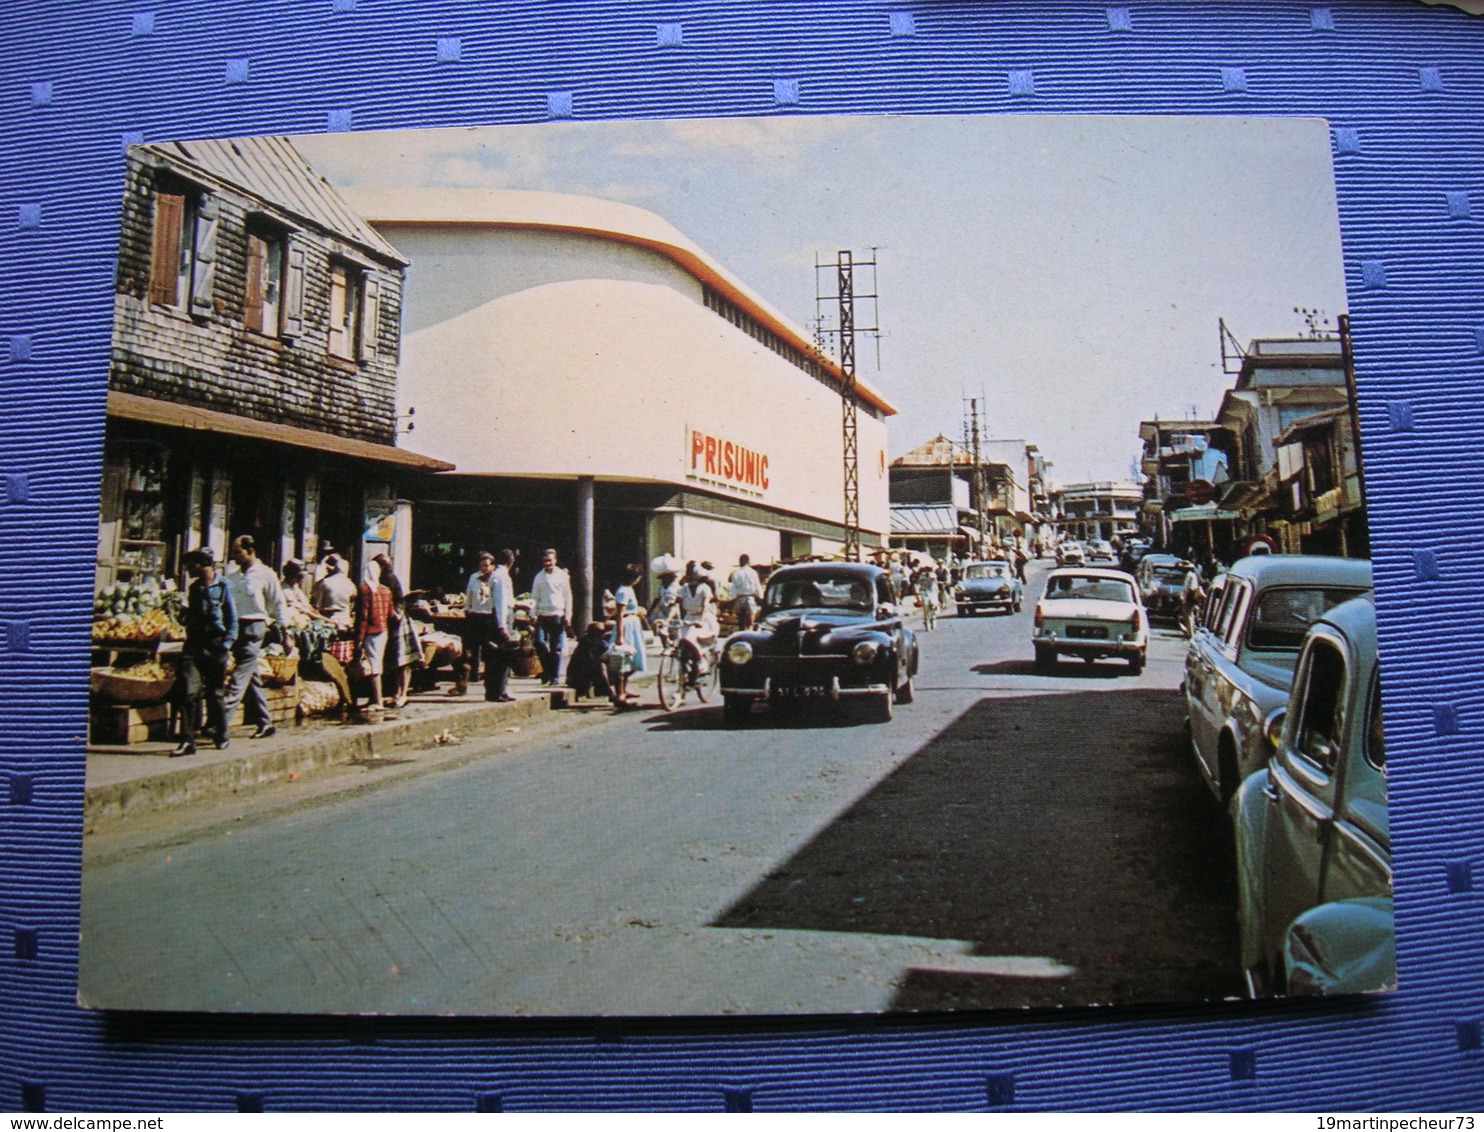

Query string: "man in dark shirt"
[[172, 548, 237, 756]]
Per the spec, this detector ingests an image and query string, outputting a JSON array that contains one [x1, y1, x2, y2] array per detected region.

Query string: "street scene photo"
[[80, 115, 1391, 1015]]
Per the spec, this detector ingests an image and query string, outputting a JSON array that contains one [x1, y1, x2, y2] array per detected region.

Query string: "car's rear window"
[[766, 576, 872, 611], [1152, 567, 1186, 582], [1247, 586, 1370, 650], [1044, 575, 1135, 603]]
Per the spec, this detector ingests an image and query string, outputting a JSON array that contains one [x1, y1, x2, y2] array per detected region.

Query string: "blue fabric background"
[[2, 0, 1481, 1112]]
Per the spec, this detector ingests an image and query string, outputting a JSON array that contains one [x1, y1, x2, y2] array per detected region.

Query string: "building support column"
[[576, 475, 595, 631]]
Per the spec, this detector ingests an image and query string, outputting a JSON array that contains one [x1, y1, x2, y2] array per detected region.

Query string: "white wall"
[[397, 274, 891, 537]]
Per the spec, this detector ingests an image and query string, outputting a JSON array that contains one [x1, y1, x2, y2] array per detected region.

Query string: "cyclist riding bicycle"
[[663, 560, 718, 686]]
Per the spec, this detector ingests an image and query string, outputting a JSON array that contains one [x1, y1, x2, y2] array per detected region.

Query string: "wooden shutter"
[[149, 192, 183, 306], [244, 233, 265, 333], [358, 274, 380, 361], [281, 240, 306, 339], [189, 193, 218, 317]]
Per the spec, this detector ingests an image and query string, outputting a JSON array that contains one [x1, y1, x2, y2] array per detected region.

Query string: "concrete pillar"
[[576, 475, 595, 630]]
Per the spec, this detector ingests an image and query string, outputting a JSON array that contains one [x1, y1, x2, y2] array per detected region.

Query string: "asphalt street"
[[80, 560, 1241, 1016]]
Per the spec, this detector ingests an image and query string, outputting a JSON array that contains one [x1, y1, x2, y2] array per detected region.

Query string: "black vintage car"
[[718, 562, 920, 726]]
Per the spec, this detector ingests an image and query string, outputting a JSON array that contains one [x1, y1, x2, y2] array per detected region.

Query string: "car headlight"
[[725, 640, 754, 666], [852, 640, 880, 665]]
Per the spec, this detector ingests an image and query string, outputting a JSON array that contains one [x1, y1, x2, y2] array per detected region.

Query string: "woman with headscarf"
[[373, 552, 419, 709], [604, 564, 649, 709]]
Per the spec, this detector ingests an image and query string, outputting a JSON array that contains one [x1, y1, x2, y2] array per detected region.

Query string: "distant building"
[[889, 435, 1042, 560], [1136, 419, 1231, 551], [1053, 482, 1143, 543]]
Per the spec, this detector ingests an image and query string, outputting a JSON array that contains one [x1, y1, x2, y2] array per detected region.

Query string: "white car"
[[1032, 567, 1148, 673]]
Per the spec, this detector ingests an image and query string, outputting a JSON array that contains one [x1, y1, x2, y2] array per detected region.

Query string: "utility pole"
[[815, 250, 881, 562], [969, 397, 987, 555]]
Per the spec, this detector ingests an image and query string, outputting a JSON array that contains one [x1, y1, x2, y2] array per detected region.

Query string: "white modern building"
[[345, 188, 895, 615]]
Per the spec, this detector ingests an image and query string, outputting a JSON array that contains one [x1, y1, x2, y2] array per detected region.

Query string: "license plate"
[[1067, 624, 1109, 639]]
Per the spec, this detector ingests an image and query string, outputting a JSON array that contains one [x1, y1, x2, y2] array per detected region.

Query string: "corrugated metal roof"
[[142, 136, 407, 266]]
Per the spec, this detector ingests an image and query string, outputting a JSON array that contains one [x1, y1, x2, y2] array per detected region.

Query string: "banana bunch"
[[93, 606, 184, 642]]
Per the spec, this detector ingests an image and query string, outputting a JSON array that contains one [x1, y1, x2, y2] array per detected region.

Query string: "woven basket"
[[90, 668, 175, 705], [259, 654, 300, 686]]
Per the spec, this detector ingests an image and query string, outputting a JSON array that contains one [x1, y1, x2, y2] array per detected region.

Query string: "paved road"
[[81, 561, 1240, 1015]]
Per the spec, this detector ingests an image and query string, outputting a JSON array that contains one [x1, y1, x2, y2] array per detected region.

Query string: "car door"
[[877, 575, 905, 684], [1188, 577, 1241, 780], [1322, 669, 1390, 907], [1261, 630, 1348, 961]]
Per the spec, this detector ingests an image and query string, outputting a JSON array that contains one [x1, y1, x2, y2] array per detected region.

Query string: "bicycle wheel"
[[694, 656, 717, 703], [657, 650, 686, 712]]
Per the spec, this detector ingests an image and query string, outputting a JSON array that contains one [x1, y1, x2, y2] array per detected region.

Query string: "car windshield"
[[765, 575, 872, 611], [963, 563, 1010, 580], [1152, 566, 1186, 583], [1044, 575, 1135, 603], [1247, 586, 1371, 650]]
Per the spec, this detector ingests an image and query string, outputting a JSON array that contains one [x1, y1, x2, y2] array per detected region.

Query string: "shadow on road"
[[712, 688, 1240, 1011], [971, 658, 1130, 679], [641, 702, 884, 731]]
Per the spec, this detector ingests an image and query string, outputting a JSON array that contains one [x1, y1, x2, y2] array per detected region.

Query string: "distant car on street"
[[1136, 553, 1194, 623], [718, 561, 919, 727], [1184, 554, 1373, 804], [1232, 594, 1391, 996], [953, 559, 1024, 616], [1056, 542, 1086, 567], [1085, 539, 1117, 564], [1032, 567, 1148, 673]]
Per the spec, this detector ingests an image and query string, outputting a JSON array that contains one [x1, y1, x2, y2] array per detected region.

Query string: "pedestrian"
[[675, 560, 719, 683], [310, 539, 338, 587], [530, 548, 573, 687], [311, 553, 358, 664], [566, 621, 615, 703], [917, 566, 940, 632], [449, 551, 496, 697], [356, 562, 393, 713], [482, 548, 517, 703], [1180, 559, 1207, 638], [171, 548, 236, 756], [728, 553, 763, 631], [222, 534, 288, 740], [1014, 544, 1029, 583], [605, 565, 649, 709], [373, 552, 418, 709]]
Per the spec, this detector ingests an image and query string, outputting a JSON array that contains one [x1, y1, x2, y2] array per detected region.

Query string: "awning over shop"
[[890, 505, 962, 537], [108, 391, 455, 473], [1274, 407, 1347, 447]]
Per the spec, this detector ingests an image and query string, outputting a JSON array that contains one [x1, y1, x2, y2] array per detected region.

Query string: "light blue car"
[[953, 559, 1023, 616], [1232, 595, 1392, 997]]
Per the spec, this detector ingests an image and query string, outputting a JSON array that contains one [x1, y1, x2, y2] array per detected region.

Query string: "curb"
[[84, 694, 551, 826]]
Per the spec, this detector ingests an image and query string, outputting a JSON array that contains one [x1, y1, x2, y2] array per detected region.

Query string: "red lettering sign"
[[687, 429, 770, 493]]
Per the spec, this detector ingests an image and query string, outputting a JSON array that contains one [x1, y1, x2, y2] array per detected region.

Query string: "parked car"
[[1031, 567, 1148, 673], [1136, 553, 1193, 623], [1056, 541, 1086, 567], [718, 562, 919, 726], [953, 559, 1024, 615], [1085, 539, 1117, 564], [1232, 594, 1391, 996], [1184, 554, 1373, 804]]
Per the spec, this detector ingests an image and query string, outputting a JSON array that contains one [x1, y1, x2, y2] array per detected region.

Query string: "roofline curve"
[[341, 187, 896, 416]]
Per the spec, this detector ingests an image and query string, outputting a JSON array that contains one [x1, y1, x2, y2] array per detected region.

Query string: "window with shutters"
[[148, 177, 217, 317], [244, 223, 285, 337], [327, 259, 379, 363]]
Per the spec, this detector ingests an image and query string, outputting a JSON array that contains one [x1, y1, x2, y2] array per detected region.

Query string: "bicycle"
[[655, 618, 720, 712]]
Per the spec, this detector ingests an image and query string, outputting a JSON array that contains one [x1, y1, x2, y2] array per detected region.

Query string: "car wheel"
[[895, 671, 915, 704], [1128, 651, 1145, 675], [1034, 644, 1056, 671], [723, 694, 751, 728]]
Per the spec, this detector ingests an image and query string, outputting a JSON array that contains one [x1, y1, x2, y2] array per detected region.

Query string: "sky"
[[295, 114, 1349, 485]]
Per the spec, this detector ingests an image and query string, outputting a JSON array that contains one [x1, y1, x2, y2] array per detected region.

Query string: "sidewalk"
[[84, 669, 636, 827]]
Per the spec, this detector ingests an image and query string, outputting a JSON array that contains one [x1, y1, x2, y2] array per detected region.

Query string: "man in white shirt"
[[223, 534, 289, 739], [450, 551, 496, 696], [530, 548, 573, 686], [728, 554, 763, 631]]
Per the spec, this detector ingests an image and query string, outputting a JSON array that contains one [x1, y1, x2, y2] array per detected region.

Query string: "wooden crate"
[[236, 680, 300, 727], [91, 702, 170, 745]]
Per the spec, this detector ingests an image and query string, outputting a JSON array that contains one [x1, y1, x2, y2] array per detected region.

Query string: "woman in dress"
[[356, 563, 393, 714], [916, 566, 940, 632], [676, 560, 719, 683], [374, 552, 419, 709], [605, 565, 649, 709]]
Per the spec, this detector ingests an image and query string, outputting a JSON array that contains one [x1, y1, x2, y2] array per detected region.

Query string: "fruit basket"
[[90, 666, 176, 705]]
